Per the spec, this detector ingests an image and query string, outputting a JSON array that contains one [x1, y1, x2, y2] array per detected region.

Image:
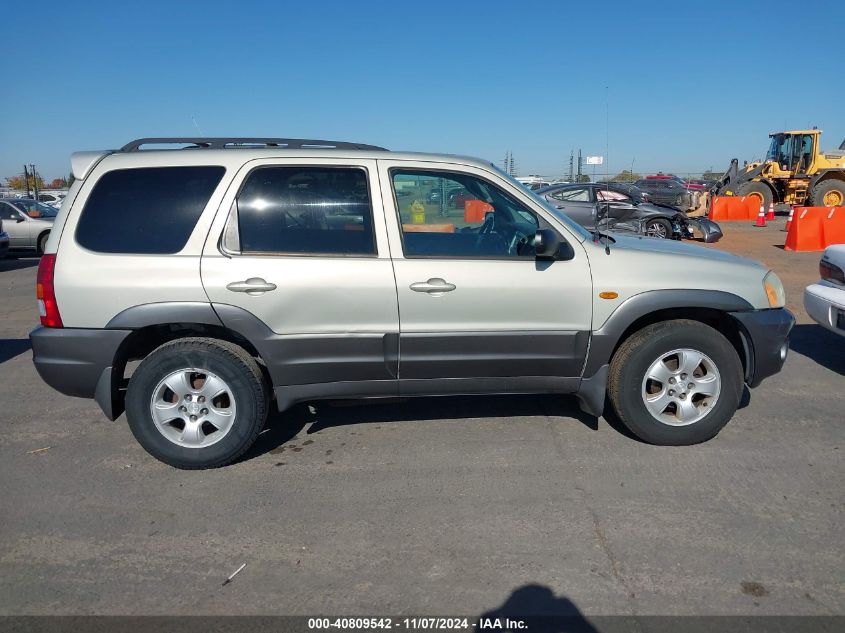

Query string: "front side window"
[[227, 166, 375, 256], [76, 166, 225, 254], [391, 169, 539, 259], [0, 203, 21, 220]]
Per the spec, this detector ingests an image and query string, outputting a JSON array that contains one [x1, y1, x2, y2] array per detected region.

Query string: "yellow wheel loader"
[[713, 129, 845, 208]]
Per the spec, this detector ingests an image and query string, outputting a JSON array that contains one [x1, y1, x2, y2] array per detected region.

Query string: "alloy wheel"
[[149, 368, 237, 448], [641, 348, 721, 426]]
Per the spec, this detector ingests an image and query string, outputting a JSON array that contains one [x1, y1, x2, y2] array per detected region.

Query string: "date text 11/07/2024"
[[307, 618, 527, 630]]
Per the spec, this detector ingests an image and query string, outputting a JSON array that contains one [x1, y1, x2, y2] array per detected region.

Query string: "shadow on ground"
[[0, 338, 31, 364], [0, 255, 39, 272], [240, 394, 602, 463], [790, 323, 845, 375], [477, 584, 598, 632]]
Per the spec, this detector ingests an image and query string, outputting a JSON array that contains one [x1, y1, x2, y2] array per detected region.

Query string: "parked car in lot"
[[804, 245, 845, 337], [0, 218, 9, 258], [448, 187, 474, 208], [605, 181, 652, 204], [0, 198, 57, 254], [646, 174, 707, 191], [534, 182, 693, 239], [633, 179, 695, 210], [37, 192, 67, 208], [30, 137, 793, 469]]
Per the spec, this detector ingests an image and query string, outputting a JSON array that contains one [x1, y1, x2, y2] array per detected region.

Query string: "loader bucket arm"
[[711, 158, 740, 196]]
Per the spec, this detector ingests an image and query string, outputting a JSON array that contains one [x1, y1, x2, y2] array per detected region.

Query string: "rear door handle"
[[226, 277, 277, 296], [410, 278, 456, 296]]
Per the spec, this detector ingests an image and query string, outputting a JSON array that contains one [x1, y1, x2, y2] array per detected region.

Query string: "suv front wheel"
[[607, 320, 743, 445], [125, 338, 269, 469]]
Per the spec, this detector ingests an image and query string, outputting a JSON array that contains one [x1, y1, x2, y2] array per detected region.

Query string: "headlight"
[[763, 271, 785, 308]]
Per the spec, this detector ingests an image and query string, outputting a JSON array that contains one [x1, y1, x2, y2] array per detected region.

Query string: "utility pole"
[[577, 149, 583, 182], [568, 150, 574, 182], [23, 164, 31, 197], [30, 164, 39, 200]]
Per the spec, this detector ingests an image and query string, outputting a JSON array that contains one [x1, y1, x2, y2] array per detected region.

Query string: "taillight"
[[36, 253, 63, 328], [820, 260, 845, 285]]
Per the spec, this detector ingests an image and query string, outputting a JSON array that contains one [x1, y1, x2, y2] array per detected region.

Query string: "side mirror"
[[16, 216, 26, 223], [534, 228, 566, 260]]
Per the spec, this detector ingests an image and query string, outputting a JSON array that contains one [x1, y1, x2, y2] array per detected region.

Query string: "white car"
[[37, 191, 67, 208], [804, 245, 845, 337]]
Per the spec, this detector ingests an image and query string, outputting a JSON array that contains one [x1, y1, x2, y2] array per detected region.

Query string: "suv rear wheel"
[[125, 337, 269, 469], [607, 320, 743, 445]]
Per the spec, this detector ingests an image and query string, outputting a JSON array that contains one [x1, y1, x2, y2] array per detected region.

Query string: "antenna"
[[605, 86, 610, 185], [191, 115, 204, 137]]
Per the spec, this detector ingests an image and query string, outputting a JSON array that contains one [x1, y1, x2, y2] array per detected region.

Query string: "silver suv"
[[30, 137, 794, 469]]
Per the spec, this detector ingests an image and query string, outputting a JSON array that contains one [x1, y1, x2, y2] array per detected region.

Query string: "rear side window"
[[225, 166, 376, 256], [76, 166, 225, 254]]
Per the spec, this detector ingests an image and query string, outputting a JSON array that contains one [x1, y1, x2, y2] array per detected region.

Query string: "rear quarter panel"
[[52, 153, 240, 328]]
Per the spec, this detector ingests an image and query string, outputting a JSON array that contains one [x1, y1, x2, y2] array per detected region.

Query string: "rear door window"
[[224, 166, 376, 256], [550, 187, 591, 202], [76, 166, 225, 254]]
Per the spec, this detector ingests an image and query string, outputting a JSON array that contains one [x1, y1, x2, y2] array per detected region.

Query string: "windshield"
[[12, 200, 58, 218], [766, 135, 783, 162], [490, 164, 591, 241]]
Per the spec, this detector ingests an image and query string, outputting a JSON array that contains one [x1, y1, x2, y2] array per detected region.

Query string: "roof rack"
[[120, 137, 388, 152]]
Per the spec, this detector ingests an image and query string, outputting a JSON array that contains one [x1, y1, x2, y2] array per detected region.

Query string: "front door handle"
[[410, 278, 456, 296], [226, 277, 277, 296]]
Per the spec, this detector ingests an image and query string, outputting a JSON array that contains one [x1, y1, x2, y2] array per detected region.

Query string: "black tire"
[[809, 179, 845, 208], [125, 337, 269, 469], [644, 217, 673, 239], [37, 232, 49, 255], [736, 181, 773, 209], [607, 319, 743, 446]]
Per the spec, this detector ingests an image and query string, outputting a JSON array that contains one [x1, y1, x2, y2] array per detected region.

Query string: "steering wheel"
[[474, 212, 496, 250], [509, 230, 534, 256]]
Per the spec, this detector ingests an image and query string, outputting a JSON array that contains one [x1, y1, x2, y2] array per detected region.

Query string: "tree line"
[[5, 174, 75, 191]]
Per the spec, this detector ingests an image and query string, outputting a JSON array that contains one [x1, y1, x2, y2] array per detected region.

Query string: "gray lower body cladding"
[[30, 299, 792, 422], [30, 326, 130, 420], [30, 304, 590, 419], [30, 327, 130, 398], [730, 308, 794, 387]]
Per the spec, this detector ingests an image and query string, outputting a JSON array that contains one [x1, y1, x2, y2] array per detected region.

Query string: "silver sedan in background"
[[0, 198, 57, 254]]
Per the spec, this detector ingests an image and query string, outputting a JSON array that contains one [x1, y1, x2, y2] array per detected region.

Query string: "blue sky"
[[2, 0, 844, 181]]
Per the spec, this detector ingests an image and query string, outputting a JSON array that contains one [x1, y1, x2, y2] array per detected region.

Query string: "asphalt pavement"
[[1, 228, 842, 617]]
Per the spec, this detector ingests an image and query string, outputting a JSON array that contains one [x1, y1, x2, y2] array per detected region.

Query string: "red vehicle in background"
[[646, 174, 706, 191]]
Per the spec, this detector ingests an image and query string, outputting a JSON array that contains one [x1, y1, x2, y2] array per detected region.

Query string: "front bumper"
[[804, 283, 845, 337], [730, 308, 795, 387], [30, 326, 131, 418]]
